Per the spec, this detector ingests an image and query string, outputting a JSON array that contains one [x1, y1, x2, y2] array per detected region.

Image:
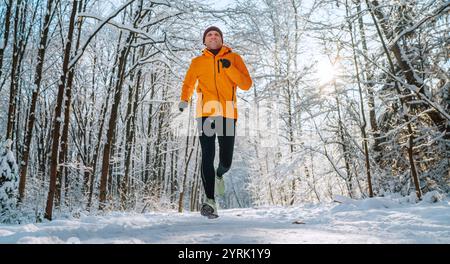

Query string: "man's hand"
[[178, 101, 188, 112], [220, 59, 231, 69]]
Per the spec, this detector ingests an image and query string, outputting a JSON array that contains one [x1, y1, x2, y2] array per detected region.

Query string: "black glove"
[[220, 59, 231, 69]]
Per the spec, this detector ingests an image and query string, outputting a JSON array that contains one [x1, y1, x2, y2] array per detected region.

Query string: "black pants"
[[198, 116, 236, 200]]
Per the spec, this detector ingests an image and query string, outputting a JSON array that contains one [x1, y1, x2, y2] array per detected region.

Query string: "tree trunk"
[[158, 93, 169, 198], [6, 0, 24, 141], [366, 0, 422, 200], [144, 73, 156, 183], [0, 0, 14, 82], [366, 0, 446, 132], [152, 85, 168, 194], [121, 52, 142, 209], [44, 0, 79, 220], [334, 80, 353, 198], [178, 102, 194, 213], [14, 0, 38, 162], [98, 33, 133, 210], [346, 0, 373, 197], [18, 0, 55, 202], [37, 100, 50, 191], [56, 0, 84, 208], [129, 65, 141, 206], [285, 80, 296, 205], [169, 134, 178, 204], [87, 30, 122, 210], [355, 0, 381, 153]]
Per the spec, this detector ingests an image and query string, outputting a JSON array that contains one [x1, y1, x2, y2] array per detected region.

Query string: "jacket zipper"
[[213, 56, 221, 109], [231, 85, 235, 108]]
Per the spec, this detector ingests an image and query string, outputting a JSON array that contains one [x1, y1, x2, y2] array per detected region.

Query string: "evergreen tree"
[[0, 139, 19, 223]]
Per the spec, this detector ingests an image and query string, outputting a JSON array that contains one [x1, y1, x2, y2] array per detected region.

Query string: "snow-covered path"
[[1, 196, 449, 244]]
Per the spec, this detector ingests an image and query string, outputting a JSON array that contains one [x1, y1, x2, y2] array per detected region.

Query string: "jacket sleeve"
[[180, 59, 197, 102], [225, 53, 252, 90]]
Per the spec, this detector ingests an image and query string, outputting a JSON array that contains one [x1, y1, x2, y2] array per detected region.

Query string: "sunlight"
[[316, 59, 336, 85]]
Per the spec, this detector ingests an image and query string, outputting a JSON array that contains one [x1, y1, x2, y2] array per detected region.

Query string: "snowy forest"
[[0, 0, 448, 224]]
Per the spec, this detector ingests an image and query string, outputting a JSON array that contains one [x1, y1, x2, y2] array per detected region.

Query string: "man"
[[178, 26, 252, 218]]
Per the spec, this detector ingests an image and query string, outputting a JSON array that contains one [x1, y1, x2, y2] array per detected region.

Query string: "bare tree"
[[45, 0, 79, 220], [19, 0, 56, 202], [0, 0, 14, 84], [345, 0, 373, 197], [56, 0, 86, 208], [178, 101, 195, 213]]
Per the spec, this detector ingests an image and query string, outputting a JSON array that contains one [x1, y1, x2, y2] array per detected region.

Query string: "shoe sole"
[[201, 204, 219, 219]]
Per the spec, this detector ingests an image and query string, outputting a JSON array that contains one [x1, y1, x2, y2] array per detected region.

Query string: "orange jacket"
[[180, 45, 252, 119]]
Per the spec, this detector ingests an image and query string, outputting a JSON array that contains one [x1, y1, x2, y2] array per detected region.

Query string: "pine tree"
[[0, 140, 19, 223]]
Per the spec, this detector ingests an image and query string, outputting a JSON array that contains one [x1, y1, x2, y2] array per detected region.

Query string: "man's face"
[[204, 31, 223, 50]]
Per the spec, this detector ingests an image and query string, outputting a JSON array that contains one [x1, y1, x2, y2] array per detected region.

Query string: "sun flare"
[[316, 59, 336, 85]]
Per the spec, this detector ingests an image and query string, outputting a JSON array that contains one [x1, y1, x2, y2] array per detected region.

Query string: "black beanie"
[[203, 26, 223, 44]]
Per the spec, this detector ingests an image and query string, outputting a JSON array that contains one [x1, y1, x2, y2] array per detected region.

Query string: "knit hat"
[[203, 26, 223, 44]]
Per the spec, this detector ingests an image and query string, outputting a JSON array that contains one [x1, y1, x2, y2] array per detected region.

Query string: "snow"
[[0, 140, 19, 224], [0, 196, 449, 244]]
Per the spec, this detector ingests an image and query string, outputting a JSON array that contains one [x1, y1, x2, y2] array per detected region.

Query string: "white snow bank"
[[0, 196, 449, 244]]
